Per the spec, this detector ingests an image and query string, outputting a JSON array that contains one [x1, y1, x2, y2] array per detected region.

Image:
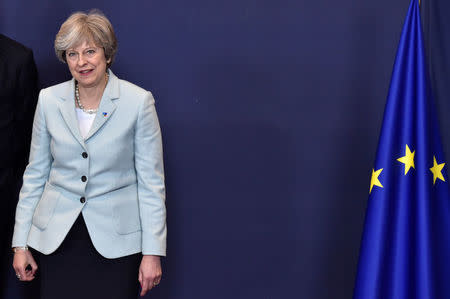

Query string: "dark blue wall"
[[1, 0, 412, 298]]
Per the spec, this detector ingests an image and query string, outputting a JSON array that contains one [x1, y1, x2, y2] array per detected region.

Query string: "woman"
[[11, 10, 166, 298]]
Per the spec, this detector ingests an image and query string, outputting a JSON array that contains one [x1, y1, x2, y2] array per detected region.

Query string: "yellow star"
[[397, 144, 415, 175], [370, 168, 383, 194], [430, 156, 445, 185]]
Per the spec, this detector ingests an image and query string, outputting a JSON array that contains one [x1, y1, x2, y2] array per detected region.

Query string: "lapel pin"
[[103, 112, 108, 117]]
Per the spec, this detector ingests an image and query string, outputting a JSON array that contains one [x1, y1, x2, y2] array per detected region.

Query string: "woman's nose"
[[77, 55, 87, 66]]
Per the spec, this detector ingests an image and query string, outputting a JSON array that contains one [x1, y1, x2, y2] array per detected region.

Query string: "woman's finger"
[[30, 259, 38, 276], [140, 278, 149, 297], [16, 265, 27, 281], [138, 269, 143, 286], [29, 265, 37, 277], [23, 264, 33, 281]]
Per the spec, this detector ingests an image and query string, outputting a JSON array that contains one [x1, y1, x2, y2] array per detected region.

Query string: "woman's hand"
[[138, 255, 162, 296], [12, 249, 38, 281]]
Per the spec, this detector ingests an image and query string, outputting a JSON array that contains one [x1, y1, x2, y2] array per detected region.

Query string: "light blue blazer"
[[12, 70, 166, 258]]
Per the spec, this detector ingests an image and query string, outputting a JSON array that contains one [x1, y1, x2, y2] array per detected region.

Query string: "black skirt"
[[34, 214, 141, 299]]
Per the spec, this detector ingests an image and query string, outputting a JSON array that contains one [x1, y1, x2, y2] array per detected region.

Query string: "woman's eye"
[[87, 49, 95, 55], [67, 52, 76, 57]]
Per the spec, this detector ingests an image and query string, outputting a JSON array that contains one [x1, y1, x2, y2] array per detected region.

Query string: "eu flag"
[[353, 0, 450, 298]]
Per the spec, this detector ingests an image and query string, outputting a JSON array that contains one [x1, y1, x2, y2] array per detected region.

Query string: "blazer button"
[[81, 176, 87, 182], [82, 152, 88, 158], [80, 197, 86, 203]]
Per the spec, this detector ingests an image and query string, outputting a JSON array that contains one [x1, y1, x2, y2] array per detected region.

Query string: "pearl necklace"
[[75, 73, 109, 114]]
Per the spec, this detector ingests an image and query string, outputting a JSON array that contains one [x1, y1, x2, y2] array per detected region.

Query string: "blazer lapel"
[[58, 79, 87, 149], [84, 70, 119, 141]]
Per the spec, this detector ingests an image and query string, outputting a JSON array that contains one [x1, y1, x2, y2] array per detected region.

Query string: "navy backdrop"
[[0, 0, 418, 298], [422, 0, 450, 177]]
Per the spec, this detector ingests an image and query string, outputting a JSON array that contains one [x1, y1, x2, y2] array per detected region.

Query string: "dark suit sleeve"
[[13, 49, 39, 181]]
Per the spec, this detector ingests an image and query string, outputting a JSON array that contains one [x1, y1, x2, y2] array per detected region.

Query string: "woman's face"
[[66, 40, 110, 89]]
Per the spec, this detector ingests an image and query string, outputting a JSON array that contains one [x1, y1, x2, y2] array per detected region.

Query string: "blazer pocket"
[[32, 182, 61, 230], [111, 185, 141, 235]]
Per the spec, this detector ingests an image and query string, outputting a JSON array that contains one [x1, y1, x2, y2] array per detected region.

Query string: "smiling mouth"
[[79, 70, 93, 75]]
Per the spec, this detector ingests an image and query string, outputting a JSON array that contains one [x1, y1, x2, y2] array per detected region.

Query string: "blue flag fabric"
[[353, 0, 450, 298]]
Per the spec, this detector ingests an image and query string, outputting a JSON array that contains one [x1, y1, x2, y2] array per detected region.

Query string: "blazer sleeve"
[[134, 91, 167, 256], [12, 90, 52, 247]]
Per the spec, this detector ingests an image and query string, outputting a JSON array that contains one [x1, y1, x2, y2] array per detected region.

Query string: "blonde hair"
[[54, 10, 117, 67]]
